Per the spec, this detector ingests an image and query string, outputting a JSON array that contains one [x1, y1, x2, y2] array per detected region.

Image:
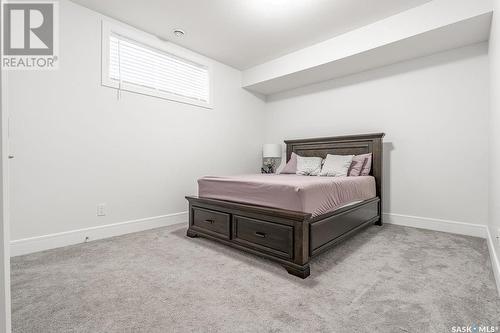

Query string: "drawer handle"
[[255, 232, 266, 238], [204, 219, 215, 224]]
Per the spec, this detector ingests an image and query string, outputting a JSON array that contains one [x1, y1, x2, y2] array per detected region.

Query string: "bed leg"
[[186, 229, 198, 238], [285, 264, 310, 279]]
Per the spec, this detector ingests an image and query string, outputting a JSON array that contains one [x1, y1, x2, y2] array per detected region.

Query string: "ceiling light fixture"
[[173, 29, 185, 38]]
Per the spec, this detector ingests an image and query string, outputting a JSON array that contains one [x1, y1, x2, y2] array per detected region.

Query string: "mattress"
[[198, 174, 376, 217]]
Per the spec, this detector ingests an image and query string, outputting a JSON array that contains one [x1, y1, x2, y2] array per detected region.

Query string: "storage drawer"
[[191, 206, 230, 239], [310, 199, 379, 254], [232, 215, 293, 259]]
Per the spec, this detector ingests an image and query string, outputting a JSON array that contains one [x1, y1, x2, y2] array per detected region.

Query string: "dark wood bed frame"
[[186, 133, 384, 278]]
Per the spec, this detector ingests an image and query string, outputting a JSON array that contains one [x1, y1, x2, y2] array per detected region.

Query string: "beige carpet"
[[11, 223, 500, 332]]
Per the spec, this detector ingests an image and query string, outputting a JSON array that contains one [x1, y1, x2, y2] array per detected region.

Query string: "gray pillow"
[[320, 154, 354, 177], [296, 156, 323, 176]]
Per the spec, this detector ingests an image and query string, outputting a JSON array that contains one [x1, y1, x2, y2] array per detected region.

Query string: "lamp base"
[[262, 158, 280, 174]]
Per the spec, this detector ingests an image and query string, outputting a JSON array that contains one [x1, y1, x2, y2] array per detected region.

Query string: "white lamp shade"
[[263, 144, 282, 158]]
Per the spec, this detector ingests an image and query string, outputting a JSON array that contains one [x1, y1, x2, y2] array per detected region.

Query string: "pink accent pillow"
[[360, 153, 372, 176], [347, 155, 365, 176], [279, 152, 298, 174]]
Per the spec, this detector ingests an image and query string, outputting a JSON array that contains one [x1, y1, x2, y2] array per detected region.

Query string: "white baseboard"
[[10, 212, 188, 257], [486, 227, 500, 296], [383, 213, 487, 238]]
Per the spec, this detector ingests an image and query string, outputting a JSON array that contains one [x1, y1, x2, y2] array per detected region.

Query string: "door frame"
[[0, 0, 12, 330]]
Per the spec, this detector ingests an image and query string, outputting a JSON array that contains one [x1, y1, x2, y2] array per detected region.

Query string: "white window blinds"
[[108, 34, 210, 105]]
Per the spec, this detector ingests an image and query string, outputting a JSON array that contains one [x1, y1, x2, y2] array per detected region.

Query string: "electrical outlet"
[[97, 203, 106, 216]]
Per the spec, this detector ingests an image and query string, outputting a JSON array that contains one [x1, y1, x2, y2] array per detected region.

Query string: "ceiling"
[[71, 0, 433, 70]]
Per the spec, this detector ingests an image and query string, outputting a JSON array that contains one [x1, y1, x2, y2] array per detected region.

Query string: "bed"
[[186, 133, 384, 278], [198, 174, 376, 217]]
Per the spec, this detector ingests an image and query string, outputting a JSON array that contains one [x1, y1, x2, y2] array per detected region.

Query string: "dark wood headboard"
[[285, 133, 385, 209]]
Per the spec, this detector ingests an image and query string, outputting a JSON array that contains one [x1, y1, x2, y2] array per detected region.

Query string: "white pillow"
[[296, 156, 323, 176], [320, 154, 354, 177]]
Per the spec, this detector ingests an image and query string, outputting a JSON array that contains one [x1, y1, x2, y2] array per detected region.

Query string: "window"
[[102, 21, 213, 108]]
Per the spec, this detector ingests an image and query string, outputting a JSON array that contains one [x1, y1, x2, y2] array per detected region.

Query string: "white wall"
[[4, 0, 494, 258], [489, 0, 500, 281], [266, 43, 490, 226], [5, 0, 265, 241]]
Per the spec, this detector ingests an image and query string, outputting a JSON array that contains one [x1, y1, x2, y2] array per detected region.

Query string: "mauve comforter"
[[198, 174, 376, 217]]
